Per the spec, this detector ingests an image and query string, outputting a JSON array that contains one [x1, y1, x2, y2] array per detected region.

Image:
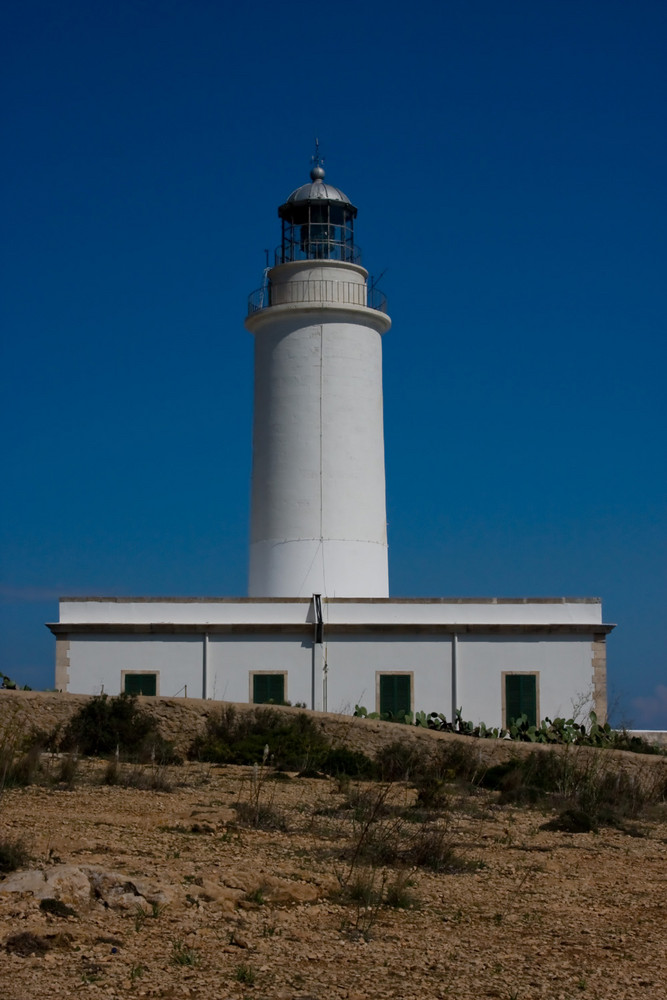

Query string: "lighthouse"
[[50, 155, 612, 728], [245, 160, 391, 598]]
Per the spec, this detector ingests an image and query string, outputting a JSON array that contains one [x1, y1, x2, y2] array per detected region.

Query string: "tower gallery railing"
[[275, 242, 362, 266], [247, 279, 387, 316]]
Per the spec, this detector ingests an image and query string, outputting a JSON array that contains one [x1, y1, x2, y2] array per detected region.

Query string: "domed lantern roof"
[[276, 162, 360, 265], [281, 164, 357, 211]]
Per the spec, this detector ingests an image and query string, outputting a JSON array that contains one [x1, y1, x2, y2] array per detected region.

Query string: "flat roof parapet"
[[59, 595, 602, 605]]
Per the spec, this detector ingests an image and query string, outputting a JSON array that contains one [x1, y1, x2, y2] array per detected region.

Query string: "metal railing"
[[274, 241, 362, 266], [247, 279, 387, 316]]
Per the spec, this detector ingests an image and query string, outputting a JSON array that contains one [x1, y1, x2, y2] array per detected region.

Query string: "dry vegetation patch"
[[0, 750, 664, 1000], [0, 695, 665, 999]]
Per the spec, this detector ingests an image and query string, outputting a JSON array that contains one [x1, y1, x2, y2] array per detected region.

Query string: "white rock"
[[0, 865, 91, 906]]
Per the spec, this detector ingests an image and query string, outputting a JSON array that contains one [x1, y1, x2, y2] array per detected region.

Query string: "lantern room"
[[277, 163, 359, 264]]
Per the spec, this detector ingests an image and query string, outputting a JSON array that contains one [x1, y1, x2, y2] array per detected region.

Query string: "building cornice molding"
[[46, 622, 615, 637]]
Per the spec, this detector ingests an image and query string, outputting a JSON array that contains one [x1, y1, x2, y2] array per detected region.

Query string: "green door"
[[379, 674, 411, 718], [505, 674, 537, 727], [252, 673, 285, 704], [124, 673, 157, 696]]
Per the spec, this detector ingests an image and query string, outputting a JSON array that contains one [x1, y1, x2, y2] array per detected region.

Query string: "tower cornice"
[[245, 300, 391, 334]]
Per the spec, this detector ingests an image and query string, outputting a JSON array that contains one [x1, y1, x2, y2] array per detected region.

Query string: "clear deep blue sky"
[[2, 0, 665, 726]]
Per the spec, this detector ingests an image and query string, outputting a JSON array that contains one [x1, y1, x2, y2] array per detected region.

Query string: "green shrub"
[[319, 746, 375, 778], [374, 739, 481, 810], [436, 740, 484, 781], [57, 754, 79, 788], [404, 822, 479, 873], [244, 887, 266, 905], [344, 783, 393, 823], [606, 730, 666, 755], [351, 801, 462, 870], [102, 759, 120, 785], [102, 758, 173, 791], [411, 743, 482, 807], [234, 799, 288, 831], [347, 871, 382, 906], [345, 803, 475, 873], [480, 749, 665, 829], [190, 705, 329, 770], [575, 765, 662, 825], [375, 740, 428, 781], [414, 772, 449, 810], [360, 703, 665, 756], [542, 808, 598, 834], [235, 963, 256, 985], [383, 871, 416, 908], [296, 764, 322, 778], [480, 752, 580, 803], [0, 836, 29, 873], [59, 693, 178, 762], [1, 672, 31, 691], [171, 940, 200, 967], [0, 743, 44, 788]]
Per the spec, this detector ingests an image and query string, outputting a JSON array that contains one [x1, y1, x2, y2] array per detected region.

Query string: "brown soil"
[[1, 754, 665, 1000]]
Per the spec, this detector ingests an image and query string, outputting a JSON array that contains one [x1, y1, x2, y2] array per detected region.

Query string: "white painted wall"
[[58, 599, 314, 625], [207, 636, 312, 706], [58, 597, 604, 626], [325, 635, 452, 716], [57, 598, 604, 728], [245, 259, 391, 598], [61, 626, 598, 733], [63, 629, 596, 731], [323, 599, 603, 626], [456, 636, 594, 728], [325, 634, 594, 726], [67, 635, 203, 698]]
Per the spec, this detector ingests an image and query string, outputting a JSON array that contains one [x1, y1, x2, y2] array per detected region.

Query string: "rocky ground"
[[1, 755, 666, 1000]]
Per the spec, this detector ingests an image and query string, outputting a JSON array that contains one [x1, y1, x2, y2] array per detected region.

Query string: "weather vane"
[[311, 137, 324, 170]]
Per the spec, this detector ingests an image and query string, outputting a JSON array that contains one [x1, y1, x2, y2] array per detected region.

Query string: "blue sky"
[[2, 0, 665, 726]]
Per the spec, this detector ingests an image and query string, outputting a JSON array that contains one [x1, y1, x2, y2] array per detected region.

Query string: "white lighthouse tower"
[[52, 154, 611, 725], [245, 160, 391, 598]]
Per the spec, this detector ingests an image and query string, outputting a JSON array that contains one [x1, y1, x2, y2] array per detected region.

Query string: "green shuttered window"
[[379, 674, 412, 718], [123, 673, 157, 696], [252, 673, 285, 705], [505, 674, 537, 727]]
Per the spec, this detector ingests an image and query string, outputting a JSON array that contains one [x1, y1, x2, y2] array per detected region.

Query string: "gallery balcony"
[[247, 278, 387, 317]]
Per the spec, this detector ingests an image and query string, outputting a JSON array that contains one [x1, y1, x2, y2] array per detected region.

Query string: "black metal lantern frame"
[[277, 200, 360, 264]]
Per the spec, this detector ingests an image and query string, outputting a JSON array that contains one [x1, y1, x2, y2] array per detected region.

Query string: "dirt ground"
[[1, 758, 665, 1000]]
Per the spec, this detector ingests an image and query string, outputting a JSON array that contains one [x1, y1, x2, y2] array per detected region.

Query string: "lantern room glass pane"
[[330, 204, 345, 225], [279, 196, 358, 264]]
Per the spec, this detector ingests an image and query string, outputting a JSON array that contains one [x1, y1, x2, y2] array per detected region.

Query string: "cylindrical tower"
[[245, 162, 391, 598]]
